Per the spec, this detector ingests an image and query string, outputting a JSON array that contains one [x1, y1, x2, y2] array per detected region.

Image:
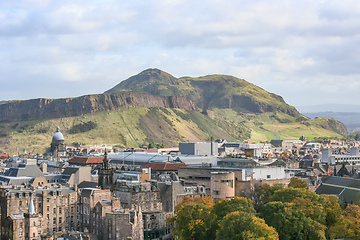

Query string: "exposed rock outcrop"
[[0, 92, 195, 122]]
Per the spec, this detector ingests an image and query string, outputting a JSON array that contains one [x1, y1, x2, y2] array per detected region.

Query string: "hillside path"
[[258, 126, 280, 140]]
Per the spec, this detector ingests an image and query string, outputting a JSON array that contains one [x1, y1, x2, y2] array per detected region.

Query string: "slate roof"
[[99, 200, 112, 206], [77, 181, 99, 189], [323, 176, 360, 188], [0, 175, 34, 185], [80, 188, 94, 197], [316, 176, 360, 203], [62, 166, 80, 176], [5, 164, 44, 178], [141, 162, 186, 171]]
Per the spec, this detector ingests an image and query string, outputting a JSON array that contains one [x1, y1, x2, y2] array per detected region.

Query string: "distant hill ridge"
[[106, 68, 300, 117], [0, 68, 300, 122], [0, 68, 348, 154]]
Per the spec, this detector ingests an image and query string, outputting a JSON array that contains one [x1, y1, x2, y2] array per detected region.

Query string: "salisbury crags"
[[0, 68, 299, 122], [0, 91, 195, 122]]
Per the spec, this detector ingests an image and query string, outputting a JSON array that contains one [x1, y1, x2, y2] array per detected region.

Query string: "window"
[[19, 222, 23, 228], [19, 200, 22, 207], [53, 218, 56, 225], [71, 198, 74, 203], [47, 206, 49, 211], [54, 199, 56, 205], [59, 217, 62, 224], [38, 221, 41, 227], [47, 198, 50, 203], [19, 231, 22, 237], [47, 214, 49, 220], [65, 199, 68, 204], [53, 208, 56, 214], [59, 207, 62, 214], [267, 175, 271, 179], [59, 199, 62, 205]]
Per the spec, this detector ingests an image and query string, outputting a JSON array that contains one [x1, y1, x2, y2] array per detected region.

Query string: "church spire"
[[28, 196, 36, 215], [103, 149, 109, 169]]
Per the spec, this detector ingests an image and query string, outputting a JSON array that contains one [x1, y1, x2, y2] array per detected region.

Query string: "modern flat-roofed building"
[[179, 142, 218, 156], [322, 148, 360, 164]]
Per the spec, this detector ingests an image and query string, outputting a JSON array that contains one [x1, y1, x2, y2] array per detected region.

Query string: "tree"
[[321, 195, 342, 229], [267, 188, 341, 239], [288, 177, 308, 189], [328, 204, 360, 240], [271, 187, 319, 203], [168, 196, 217, 240], [260, 201, 326, 240], [216, 212, 278, 240], [213, 197, 255, 220], [249, 184, 284, 211]]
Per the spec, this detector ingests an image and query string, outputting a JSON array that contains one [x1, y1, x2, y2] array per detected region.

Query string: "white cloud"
[[0, 0, 359, 108]]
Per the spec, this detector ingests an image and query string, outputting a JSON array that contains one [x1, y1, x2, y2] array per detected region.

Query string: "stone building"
[[78, 188, 111, 233], [94, 199, 144, 240], [157, 173, 206, 239], [210, 171, 235, 200], [0, 184, 78, 239], [115, 181, 165, 239]]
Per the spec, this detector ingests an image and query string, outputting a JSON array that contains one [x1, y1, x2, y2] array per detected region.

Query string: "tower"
[[51, 126, 66, 157], [24, 196, 41, 240], [98, 150, 114, 190]]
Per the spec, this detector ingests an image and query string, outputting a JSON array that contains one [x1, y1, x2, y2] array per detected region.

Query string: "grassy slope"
[[0, 108, 245, 155], [0, 108, 344, 155]]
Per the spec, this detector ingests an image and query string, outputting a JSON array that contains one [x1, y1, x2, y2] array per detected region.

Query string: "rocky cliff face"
[[317, 117, 348, 135], [0, 92, 195, 122]]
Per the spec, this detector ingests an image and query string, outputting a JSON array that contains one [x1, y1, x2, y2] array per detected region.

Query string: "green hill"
[[106, 68, 300, 116], [0, 68, 347, 155]]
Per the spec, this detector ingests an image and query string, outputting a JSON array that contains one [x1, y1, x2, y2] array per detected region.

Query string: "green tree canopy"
[[288, 177, 308, 189], [328, 204, 360, 240], [250, 184, 284, 211], [216, 211, 278, 240], [260, 201, 326, 240], [213, 197, 255, 220], [168, 196, 217, 240]]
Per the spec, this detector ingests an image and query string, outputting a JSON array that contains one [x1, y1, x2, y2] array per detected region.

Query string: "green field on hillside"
[[0, 108, 345, 156]]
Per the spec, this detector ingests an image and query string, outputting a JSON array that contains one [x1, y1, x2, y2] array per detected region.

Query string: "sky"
[[1, 0, 360, 110]]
